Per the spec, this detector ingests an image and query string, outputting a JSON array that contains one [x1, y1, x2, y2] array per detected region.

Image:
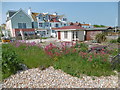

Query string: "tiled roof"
[[31, 14, 37, 21], [32, 12, 39, 16], [50, 18, 60, 22], [53, 25, 85, 30], [81, 24, 90, 26]]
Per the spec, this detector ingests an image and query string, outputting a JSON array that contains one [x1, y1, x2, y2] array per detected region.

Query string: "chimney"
[[28, 7, 31, 15]]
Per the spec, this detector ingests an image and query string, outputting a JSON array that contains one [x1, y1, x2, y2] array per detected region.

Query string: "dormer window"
[[63, 18, 67, 21], [55, 24, 59, 27]]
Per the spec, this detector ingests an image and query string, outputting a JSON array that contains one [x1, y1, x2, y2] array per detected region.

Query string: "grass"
[[0, 44, 2, 81], [54, 53, 115, 77], [2, 41, 119, 80], [8, 43, 53, 68]]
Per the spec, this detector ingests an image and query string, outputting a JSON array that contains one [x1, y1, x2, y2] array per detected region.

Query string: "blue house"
[[6, 9, 35, 38], [28, 8, 69, 37]]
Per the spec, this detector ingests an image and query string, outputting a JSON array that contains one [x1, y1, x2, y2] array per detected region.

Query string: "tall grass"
[[2, 41, 118, 79]]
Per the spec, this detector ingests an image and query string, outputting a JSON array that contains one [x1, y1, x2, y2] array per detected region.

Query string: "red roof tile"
[[50, 18, 60, 22], [53, 25, 85, 30]]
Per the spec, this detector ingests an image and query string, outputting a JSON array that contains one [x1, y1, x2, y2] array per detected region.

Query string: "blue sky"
[[1, 2, 118, 26]]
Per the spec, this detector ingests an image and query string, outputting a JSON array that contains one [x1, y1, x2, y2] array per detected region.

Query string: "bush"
[[95, 33, 107, 43], [109, 39, 117, 43], [74, 42, 88, 52], [117, 37, 120, 43], [54, 52, 115, 77], [2, 44, 23, 79]]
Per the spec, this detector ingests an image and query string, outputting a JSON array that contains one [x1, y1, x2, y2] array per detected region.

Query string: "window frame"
[[64, 31, 68, 39]]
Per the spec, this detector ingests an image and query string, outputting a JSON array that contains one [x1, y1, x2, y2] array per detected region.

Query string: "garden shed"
[[85, 28, 107, 40]]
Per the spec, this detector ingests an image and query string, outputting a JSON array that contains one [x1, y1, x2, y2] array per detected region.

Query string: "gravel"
[[2, 66, 119, 88]]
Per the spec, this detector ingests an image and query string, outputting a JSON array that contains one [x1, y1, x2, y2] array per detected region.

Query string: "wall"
[[78, 31, 85, 41], [60, 31, 72, 42], [85, 30, 102, 40], [6, 20, 14, 37], [11, 10, 32, 29]]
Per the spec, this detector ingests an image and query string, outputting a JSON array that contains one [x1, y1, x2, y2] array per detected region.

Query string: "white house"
[[54, 25, 86, 42], [6, 9, 35, 38], [28, 8, 69, 37]]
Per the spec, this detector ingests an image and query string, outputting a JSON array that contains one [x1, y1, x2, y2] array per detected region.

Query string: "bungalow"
[[54, 25, 86, 42], [54, 25, 108, 42], [6, 9, 35, 39]]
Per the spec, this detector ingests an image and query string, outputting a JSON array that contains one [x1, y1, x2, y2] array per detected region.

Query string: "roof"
[[6, 9, 32, 21], [86, 28, 108, 30], [53, 25, 86, 31], [50, 18, 60, 22], [81, 24, 90, 26], [70, 22, 81, 26]]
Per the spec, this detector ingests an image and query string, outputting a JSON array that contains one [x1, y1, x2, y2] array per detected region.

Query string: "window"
[[18, 23, 22, 28], [23, 23, 26, 29], [64, 31, 68, 39], [18, 23, 26, 29], [64, 24, 66, 26], [32, 22, 34, 28], [55, 24, 59, 27], [52, 30, 55, 33], [63, 18, 67, 21], [50, 23, 51, 27], [39, 23, 43, 27], [72, 31, 74, 39], [76, 31, 78, 38]]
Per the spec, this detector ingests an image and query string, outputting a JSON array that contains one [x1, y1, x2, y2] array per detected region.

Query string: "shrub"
[[54, 52, 115, 77], [109, 39, 117, 43], [117, 37, 120, 43], [2, 44, 23, 79], [95, 33, 107, 43], [74, 42, 88, 52]]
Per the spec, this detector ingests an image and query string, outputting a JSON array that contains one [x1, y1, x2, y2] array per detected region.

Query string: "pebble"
[[2, 66, 119, 88]]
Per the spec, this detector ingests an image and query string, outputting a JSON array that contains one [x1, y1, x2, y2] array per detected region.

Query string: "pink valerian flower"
[[103, 59, 107, 61], [72, 49, 76, 53], [60, 51, 63, 53], [89, 55, 92, 58], [79, 51, 87, 58]]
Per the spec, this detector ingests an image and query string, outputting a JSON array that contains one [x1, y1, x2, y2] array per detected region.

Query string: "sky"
[[1, 2, 118, 26]]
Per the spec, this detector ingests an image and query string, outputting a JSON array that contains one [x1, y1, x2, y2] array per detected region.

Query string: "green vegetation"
[[54, 53, 115, 77], [93, 25, 106, 27], [2, 41, 119, 80], [109, 39, 118, 43], [95, 33, 107, 43], [2, 44, 23, 79], [117, 37, 120, 43]]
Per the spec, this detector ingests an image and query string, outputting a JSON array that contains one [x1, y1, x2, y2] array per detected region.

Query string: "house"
[[28, 8, 69, 37], [54, 25, 86, 42], [6, 9, 35, 39], [69, 22, 94, 28]]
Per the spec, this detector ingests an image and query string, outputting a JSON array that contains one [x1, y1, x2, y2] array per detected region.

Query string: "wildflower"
[[104, 59, 107, 61], [60, 51, 63, 53]]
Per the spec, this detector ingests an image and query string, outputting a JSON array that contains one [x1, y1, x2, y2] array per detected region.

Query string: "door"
[[58, 31, 61, 39]]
